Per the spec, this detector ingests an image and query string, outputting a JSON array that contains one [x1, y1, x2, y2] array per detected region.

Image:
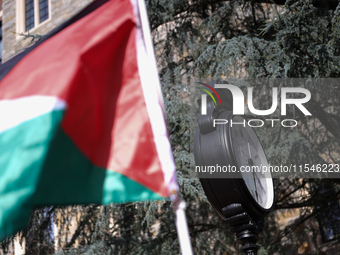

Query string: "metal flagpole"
[[136, 0, 193, 254], [173, 199, 194, 255]]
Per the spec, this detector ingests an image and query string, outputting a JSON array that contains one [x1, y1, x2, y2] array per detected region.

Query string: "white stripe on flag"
[[0, 95, 66, 134]]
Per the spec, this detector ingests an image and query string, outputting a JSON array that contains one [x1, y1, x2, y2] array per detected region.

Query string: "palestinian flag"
[[0, 0, 178, 241]]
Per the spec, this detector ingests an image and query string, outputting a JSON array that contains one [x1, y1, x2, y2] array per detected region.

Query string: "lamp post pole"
[[222, 204, 263, 255]]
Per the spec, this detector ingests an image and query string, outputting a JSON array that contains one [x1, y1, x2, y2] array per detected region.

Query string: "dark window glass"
[[39, 0, 49, 23], [25, 0, 35, 31], [319, 201, 340, 243], [315, 185, 340, 244]]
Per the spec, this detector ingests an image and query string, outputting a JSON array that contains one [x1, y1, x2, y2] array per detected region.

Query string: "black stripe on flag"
[[0, 0, 110, 82]]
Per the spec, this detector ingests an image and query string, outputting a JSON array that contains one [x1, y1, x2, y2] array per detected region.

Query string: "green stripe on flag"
[[0, 111, 164, 241], [33, 126, 164, 205], [0, 110, 64, 241]]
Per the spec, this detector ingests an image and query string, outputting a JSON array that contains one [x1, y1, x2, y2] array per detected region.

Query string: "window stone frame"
[[16, 0, 51, 37]]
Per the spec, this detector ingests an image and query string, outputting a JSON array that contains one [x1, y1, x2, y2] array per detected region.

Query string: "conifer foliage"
[[2, 0, 340, 254]]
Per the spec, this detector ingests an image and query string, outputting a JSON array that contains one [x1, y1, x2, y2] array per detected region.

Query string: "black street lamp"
[[194, 81, 274, 255]]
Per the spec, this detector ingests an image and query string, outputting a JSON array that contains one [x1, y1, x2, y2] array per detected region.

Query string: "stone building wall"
[[2, 0, 93, 62]]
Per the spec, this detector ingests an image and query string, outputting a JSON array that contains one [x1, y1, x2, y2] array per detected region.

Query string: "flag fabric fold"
[[0, 0, 178, 241]]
